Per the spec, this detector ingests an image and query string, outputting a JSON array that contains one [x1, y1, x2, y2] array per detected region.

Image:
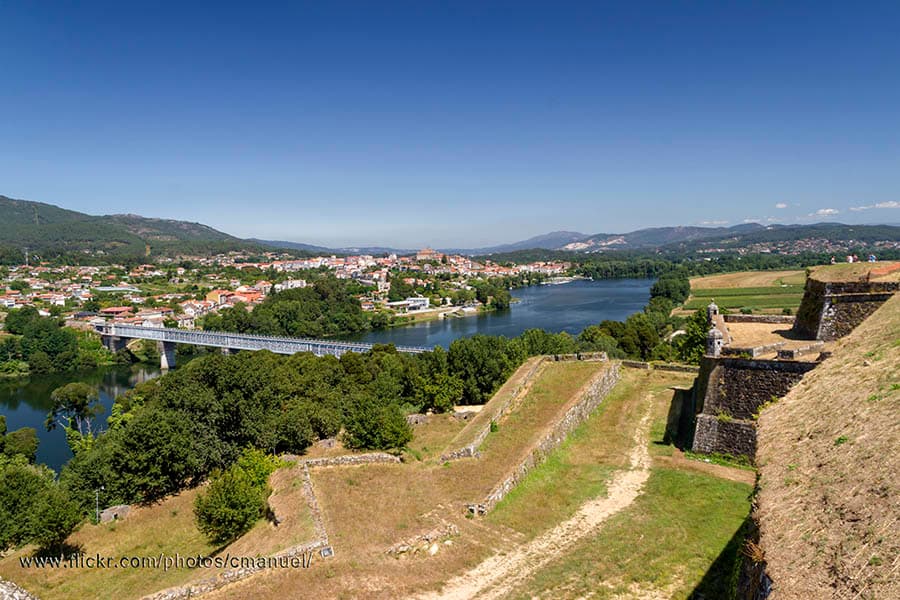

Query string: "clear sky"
[[2, 1, 899, 247]]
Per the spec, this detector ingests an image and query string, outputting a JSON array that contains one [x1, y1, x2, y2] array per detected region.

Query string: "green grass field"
[[485, 369, 751, 599], [510, 468, 751, 599], [684, 293, 804, 311], [685, 278, 806, 312]]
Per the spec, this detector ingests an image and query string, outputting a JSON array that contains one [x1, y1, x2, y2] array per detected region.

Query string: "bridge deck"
[[95, 324, 429, 357]]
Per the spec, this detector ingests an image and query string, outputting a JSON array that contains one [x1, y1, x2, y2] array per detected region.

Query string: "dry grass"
[[690, 270, 807, 289], [203, 360, 611, 600], [810, 261, 900, 282], [0, 488, 216, 600], [756, 293, 900, 600], [406, 414, 467, 461], [0, 465, 317, 600]]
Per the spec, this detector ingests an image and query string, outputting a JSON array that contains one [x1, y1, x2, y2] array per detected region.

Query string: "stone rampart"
[[468, 363, 620, 515], [692, 414, 757, 457], [690, 357, 817, 461], [293, 453, 401, 469], [792, 278, 898, 340]]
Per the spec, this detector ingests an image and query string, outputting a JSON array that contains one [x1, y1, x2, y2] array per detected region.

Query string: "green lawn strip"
[[684, 294, 803, 310], [691, 286, 804, 297], [509, 468, 752, 600]]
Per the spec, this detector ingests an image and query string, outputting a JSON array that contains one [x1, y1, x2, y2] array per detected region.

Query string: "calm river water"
[[1, 278, 652, 472]]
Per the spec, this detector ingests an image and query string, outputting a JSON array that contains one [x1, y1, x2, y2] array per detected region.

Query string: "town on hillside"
[[0, 249, 570, 331]]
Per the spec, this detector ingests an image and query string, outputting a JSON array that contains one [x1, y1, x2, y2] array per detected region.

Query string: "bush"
[[193, 448, 280, 544], [194, 466, 264, 545], [28, 485, 82, 551]]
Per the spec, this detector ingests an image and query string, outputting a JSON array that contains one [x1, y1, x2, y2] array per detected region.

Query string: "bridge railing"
[[94, 323, 430, 355]]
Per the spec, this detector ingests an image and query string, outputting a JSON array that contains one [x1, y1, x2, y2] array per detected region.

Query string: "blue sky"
[[2, 1, 899, 247]]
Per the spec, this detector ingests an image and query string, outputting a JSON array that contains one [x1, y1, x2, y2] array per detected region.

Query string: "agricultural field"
[[684, 270, 807, 313]]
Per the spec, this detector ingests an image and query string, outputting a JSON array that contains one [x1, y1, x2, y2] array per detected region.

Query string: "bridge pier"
[[102, 336, 128, 353], [159, 341, 176, 370]]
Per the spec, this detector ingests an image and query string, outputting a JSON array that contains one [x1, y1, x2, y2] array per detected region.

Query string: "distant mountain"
[[673, 222, 900, 250], [452, 231, 590, 255], [4, 193, 898, 265], [559, 224, 768, 252], [0, 195, 262, 263], [251, 239, 414, 256]]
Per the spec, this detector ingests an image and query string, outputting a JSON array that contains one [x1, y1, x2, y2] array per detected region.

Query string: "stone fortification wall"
[[703, 358, 816, 420], [724, 314, 795, 325], [468, 363, 620, 515], [690, 357, 816, 460], [291, 452, 400, 468], [792, 278, 898, 340], [692, 414, 757, 457]]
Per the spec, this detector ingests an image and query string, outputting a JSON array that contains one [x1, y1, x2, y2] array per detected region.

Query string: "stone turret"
[[706, 325, 724, 358], [707, 300, 720, 322]]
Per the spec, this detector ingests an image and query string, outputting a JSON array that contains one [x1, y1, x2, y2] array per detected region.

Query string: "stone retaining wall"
[[468, 363, 620, 515], [692, 414, 757, 457], [292, 452, 401, 469], [622, 360, 699, 373], [724, 314, 796, 324]]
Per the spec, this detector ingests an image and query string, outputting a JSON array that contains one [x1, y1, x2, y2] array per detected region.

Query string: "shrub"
[[193, 448, 280, 545], [194, 466, 265, 545]]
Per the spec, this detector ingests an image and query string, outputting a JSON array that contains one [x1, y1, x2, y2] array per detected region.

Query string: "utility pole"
[[23, 247, 29, 267], [95, 485, 105, 523]]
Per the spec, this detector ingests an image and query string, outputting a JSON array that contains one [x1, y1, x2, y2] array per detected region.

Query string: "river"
[[0, 365, 161, 472], [349, 278, 653, 348], [0, 278, 652, 472]]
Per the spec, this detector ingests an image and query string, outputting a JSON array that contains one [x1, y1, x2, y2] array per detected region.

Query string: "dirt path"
[[656, 449, 756, 485], [414, 399, 655, 600]]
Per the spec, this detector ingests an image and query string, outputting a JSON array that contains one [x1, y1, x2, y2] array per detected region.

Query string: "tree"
[[342, 394, 412, 451], [3, 306, 39, 335], [675, 308, 710, 364], [0, 457, 52, 550], [448, 335, 522, 404], [0, 456, 80, 552], [27, 485, 81, 551], [3, 428, 39, 463], [419, 373, 464, 413], [47, 383, 102, 439]]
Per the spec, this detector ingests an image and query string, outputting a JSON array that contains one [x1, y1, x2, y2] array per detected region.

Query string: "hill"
[[755, 293, 900, 598], [0, 195, 263, 263]]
